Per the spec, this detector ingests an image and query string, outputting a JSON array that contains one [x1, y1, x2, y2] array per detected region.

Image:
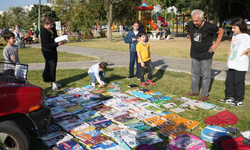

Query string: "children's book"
[[75, 129, 101, 141], [158, 96, 171, 100], [77, 110, 100, 121], [125, 125, 151, 135], [144, 116, 167, 129], [162, 103, 177, 109], [170, 108, 185, 113], [90, 140, 118, 150], [79, 134, 110, 148], [100, 124, 125, 137], [147, 97, 159, 102], [127, 84, 139, 88], [212, 106, 225, 112], [86, 116, 107, 124], [51, 140, 85, 150], [153, 100, 168, 106], [70, 126, 95, 136], [112, 130, 140, 148], [150, 92, 162, 95], [153, 111, 171, 117], [92, 119, 113, 129], [159, 122, 188, 139], [136, 134, 163, 145]]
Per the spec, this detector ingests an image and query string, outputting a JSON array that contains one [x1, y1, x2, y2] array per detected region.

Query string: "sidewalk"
[[27, 43, 250, 84]]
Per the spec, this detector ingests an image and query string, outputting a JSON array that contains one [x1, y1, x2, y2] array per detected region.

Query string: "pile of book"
[[40, 84, 221, 149]]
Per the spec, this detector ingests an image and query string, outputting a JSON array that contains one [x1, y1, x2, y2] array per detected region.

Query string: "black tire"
[[0, 120, 30, 150]]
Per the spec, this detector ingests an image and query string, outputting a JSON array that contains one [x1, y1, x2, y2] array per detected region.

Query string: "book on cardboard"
[[90, 140, 118, 150], [147, 97, 159, 102], [159, 122, 188, 139], [153, 100, 167, 106], [137, 134, 163, 145], [158, 96, 171, 100], [112, 130, 140, 148], [75, 129, 101, 141], [92, 119, 113, 129], [79, 134, 109, 148], [144, 116, 167, 129], [162, 103, 177, 109], [51, 139, 85, 150], [170, 107, 185, 113], [77, 110, 100, 121]]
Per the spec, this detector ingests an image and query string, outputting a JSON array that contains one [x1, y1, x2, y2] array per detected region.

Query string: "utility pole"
[[38, 0, 41, 38]]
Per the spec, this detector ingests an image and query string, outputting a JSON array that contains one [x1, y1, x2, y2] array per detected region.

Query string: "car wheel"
[[0, 120, 30, 150]]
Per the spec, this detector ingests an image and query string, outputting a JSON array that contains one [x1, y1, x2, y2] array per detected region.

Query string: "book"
[[134, 131, 157, 138], [213, 106, 225, 112], [75, 129, 101, 141], [136, 134, 163, 145], [147, 97, 159, 102], [135, 110, 156, 120], [69, 123, 90, 134], [86, 116, 107, 124], [77, 110, 100, 121], [90, 140, 118, 149], [92, 119, 113, 129], [159, 122, 188, 139], [125, 125, 151, 135], [153, 100, 167, 106], [51, 140, 85, 150], [52, 111, 71, 119], [122, 122, 144, 128], [50, 106, 67, 115], [158, 96, 171, 100], [180, 103, 190, 108], [150, 92, 162, 95], [70, 126, 95, 136], [102, 109, 129, 119], [40, 131, 73, 147], [61, 121, 84, 132], [94, 90, 106, 93], [145, 90, 155, 94], [100, 124, 125, 137], [144, 116, 167, 129], [145, 105, 162, 112], [82, 85, 93, 89], [79, 134, 109, 148], [170, 108, 185, 113], [153, 111, 171, 117], [162, 103, 177, 109], [112, 81, 124, 85], [96, 105, 113, 113], [55, 35, 68, 43], [127, 84, 139, 88], [113, 131, 140, 148], [185, 106, 197, 111], [54, 115, 79, 126], [65, 105, 84, 114]]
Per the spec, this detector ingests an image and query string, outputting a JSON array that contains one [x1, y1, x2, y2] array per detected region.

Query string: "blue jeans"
[[89, 71, 105, 83], [129, 51, 139, 76]]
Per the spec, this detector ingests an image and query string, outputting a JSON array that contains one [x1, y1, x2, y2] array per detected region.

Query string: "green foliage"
[[27, 5, 59, 30], [5, 6, 27, 28]]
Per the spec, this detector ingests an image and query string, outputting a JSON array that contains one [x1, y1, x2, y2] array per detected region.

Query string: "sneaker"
[[230, 100, 243, 106], [50, 82, 61, 87], [146, 80, 155, 86], [92, 83, 95, 87], [101, 81, 107, 85], [127, 75, 134, 79], [141, 82, 146, 87], [52, 83, 58, 90], [136, 75, 140, 80], [219, 97, 234, 104]]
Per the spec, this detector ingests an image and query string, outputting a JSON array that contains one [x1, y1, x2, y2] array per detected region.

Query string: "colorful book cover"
[[159, 122, 188, 139], [136, 134, 163, 145], [69, 123, 90, 134], [158, 96, 171, 100], [162, 103, 177, 109], [94, 90, 106, 93], [135, 110, 156, 120], [65, 105, 84, 114], [138, 88, 151, 93], [75, 129, 101, 141], [145, 90, 155, 94], [86, 116, 107, 124], [134, 131, 157, 138], [82, 85, 93, 89], [61, 121, 84, 132], [55, 116, 79, 126], [153, 100, 168, 106], [51, 139, 85, 150], [96, 105, 113, 113], [122, 122, 144, 128], [42, 132, 73, 147], [92, 119, 113, 129], [102, 109, 129, 119], [77, 110, 100, 121], [170, 107, 185, 113], [90, 140, 117, 149], [52, 111, 71, 119], [112, 130, 140, 148], [147, 97, 159, 102], [144, 116, 167, 129], [145, 105, 162, 112], [79, 134, 109, 147], [100, 124, 125, 137], [154, 111, 171, 117], [70, 126, 95, 136], [50, 106, 66, 115], [125, 125, 151, 135], [150, 92, 162, 95]]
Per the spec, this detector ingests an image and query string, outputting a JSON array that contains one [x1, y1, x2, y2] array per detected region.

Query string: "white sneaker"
[[92, 83, 95, 86], [52, 83, 58, 90], [101, 81, 107, 85], [50, 82, 61, 87]]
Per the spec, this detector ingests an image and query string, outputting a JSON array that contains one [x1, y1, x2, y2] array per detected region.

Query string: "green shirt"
[[34, 25, 39, 33]]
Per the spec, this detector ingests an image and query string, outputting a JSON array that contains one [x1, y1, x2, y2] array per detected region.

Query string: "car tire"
[[0, 120, 30, 150]]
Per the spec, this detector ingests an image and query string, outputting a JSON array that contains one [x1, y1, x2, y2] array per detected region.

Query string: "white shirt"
[[227, 33, 250, 71], [134, 31, 138, 35]]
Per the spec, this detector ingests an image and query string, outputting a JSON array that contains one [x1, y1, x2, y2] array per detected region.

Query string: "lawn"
[[0, 46, 96, 64], [27, 67, 250, 150], [65, 38, 231, 62]]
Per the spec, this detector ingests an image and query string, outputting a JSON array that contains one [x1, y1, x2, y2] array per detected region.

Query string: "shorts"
[[35, 32, 39, 38]]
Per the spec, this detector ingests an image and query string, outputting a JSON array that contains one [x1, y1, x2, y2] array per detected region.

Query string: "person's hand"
[[58, 41, 66, 46], [141, 62, 145, 67], [132, 38, 137, 41], [137, 38, 140, 41], [209, 43, 219, 53], [241, 50, 249, 57]]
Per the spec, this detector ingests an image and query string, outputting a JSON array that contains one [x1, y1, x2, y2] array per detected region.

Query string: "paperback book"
[[153, 100, 168, 106], [75, 129, 101, 141], [162, 103, 177, 109], [90, 140, 117, 150], [92, 119, 113, 129], [112, 130, 140, 148], [144, 116, 167, 129], [136, 134, 163, 145], [147, 97, 159, 102], [159, 122, 188, 139], [79, 134, 109, 148], [125, 125, 151, 135], [170, 108, 185, 113], [158, 96, 171, 100], [70, 126, 95, 136], [51, 140, 85, 150], [77, 110, 100, 121], [100, 124, 125, 137]]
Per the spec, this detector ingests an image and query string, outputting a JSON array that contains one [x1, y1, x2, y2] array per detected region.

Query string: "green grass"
[[65, 38, 232, 62], [0, 46, 96, 64], [27, 67, 250, 150]]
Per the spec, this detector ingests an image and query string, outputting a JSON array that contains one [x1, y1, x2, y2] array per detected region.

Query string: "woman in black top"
[[40, 14, 65, 90]]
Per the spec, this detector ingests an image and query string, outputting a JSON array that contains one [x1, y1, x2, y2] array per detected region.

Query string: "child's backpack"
[[166, 133, 207, 150], [204, 110, 238, 127], [200, 125, 230, 143], [136, 144, 157, 150], [213, 135, 233, 150], [221, 137, 250, 150]]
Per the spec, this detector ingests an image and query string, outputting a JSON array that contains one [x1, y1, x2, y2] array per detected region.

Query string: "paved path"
[[27, 43, 250, 84]]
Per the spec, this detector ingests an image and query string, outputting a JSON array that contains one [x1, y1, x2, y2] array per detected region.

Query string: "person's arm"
[[136, 44, 144, 67], [209, 27, 224, 53], [41, 29, 59, 49], [124, 31, 136, 43], [241, 48, 250, 56], [93, 65, 103, 85]]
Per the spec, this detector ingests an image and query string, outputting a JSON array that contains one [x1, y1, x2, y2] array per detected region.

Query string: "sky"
[[0, 0, 47, 11]]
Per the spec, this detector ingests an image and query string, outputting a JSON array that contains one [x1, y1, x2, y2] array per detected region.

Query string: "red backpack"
[[221, 137, 250, 150], [204, 110, 238, 127]]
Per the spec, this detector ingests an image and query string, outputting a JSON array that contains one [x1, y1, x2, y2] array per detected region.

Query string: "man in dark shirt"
[[185, 9, 224, 101]]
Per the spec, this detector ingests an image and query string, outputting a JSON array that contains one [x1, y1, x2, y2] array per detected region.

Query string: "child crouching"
[[88, 62, 108, 87]]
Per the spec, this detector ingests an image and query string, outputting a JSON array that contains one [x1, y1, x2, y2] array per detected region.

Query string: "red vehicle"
[[0, 59, 51, 150]]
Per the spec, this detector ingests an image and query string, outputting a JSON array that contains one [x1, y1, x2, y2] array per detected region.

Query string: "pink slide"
[[147, 20, 158, 30]]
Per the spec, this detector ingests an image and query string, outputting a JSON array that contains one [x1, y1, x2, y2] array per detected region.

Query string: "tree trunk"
[[107, 3, 113, 41], [213, 2, 220, 25]]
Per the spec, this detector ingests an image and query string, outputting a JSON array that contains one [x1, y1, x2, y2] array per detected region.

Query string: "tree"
[[5, 6, 26, 28], [27, 4, 59, 30]]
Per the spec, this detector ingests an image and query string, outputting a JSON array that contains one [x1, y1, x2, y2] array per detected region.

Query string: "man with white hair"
[[185, 9, 224, 101], [33, 23, 39, 43]]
